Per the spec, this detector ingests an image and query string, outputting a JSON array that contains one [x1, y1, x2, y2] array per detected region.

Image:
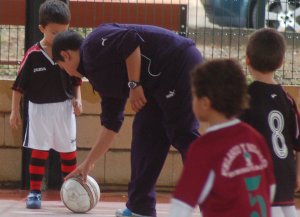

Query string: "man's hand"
[[65, 160, 94, 183], [129, 86, 147, 112]]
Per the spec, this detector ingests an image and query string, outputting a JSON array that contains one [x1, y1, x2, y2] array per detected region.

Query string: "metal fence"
[[1, 0, 300, 84]]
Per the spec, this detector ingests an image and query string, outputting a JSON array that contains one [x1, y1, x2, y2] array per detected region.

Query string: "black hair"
[[52, 30, 84, 61], [246, 28, 286, 73], [192, 58, 249, 118], [39, 0, 70, 26]]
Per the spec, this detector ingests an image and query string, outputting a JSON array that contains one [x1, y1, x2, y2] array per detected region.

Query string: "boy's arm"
[[10, 90, 22, 129], [72, 85, 82, 116]]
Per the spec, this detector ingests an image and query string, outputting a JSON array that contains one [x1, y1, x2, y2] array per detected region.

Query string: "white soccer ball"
[[60, 175, 100, 213]]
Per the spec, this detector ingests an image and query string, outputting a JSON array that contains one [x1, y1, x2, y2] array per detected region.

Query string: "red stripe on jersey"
[[72, 77, 83, 86], [11, 86, 24, 93], [18, 44, 41, 75], [272, 200, 294, 206]]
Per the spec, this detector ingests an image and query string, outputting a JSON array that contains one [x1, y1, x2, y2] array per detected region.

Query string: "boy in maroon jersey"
[[167, 59, 275, 217], [241, 28, 300, 217]]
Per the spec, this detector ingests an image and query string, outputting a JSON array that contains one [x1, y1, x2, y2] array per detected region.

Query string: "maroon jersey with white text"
[[173, 119, 275, 217]]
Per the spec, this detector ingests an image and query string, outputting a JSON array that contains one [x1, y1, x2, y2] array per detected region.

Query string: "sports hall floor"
[[0, 190, 199, 217], [1, 190, 300, 217]]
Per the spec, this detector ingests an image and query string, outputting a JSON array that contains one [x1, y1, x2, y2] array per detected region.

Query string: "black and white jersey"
[[240, 81, 300, 205], [12, 43, 81, 104]]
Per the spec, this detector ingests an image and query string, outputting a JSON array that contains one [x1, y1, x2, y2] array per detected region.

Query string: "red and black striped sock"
[[60, 151, 77, 177], [29, 150, 49, 192]]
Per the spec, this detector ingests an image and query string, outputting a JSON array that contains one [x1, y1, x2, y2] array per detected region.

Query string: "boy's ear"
[[38, 25, 45, 33], [201, 96, 211, 110], [60, 50, 69, 61]]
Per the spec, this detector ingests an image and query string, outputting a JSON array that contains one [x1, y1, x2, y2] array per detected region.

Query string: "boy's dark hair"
[[192, 59, 249, 118], [246, 28, 286, 73], [52, 30, 84, 61], [39, 0, 70, 26]]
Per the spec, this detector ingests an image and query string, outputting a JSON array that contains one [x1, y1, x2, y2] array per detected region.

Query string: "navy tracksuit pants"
[[126, 46, 203, 216]]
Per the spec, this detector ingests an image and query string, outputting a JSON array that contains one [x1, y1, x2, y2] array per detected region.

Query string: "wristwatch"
[[128, 81, 141, 89]]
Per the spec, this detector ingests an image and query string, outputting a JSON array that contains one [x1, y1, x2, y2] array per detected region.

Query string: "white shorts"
[[23, 100, 76, 152]]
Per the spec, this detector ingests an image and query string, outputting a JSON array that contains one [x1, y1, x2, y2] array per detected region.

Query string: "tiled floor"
[[0, 190, 198, 217], [0, 190, 300, 217]]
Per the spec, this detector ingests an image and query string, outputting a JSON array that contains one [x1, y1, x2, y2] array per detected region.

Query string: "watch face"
[[128, 81, 137, 89]]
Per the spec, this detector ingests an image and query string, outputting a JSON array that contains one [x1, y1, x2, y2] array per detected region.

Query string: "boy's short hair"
[[246, 28, 286, 73], [39, 0, 70, 26], [192, 59, 249, 118], [52, 30, 84, 62]]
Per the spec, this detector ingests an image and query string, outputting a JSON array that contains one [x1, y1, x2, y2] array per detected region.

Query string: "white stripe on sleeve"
[[198, 170, 215, 204], [270, 184, 276, 202]]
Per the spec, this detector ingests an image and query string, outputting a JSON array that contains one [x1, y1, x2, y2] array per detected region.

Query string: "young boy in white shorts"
[[9, 0, 82, 209]]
